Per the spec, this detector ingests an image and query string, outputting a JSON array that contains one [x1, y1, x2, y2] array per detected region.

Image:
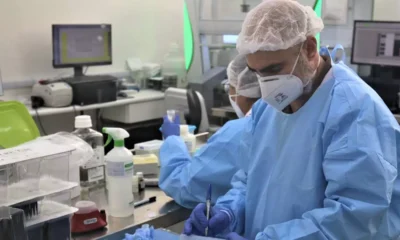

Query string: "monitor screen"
[[352, 21, 400, 67], [52, 24, 112, 68]]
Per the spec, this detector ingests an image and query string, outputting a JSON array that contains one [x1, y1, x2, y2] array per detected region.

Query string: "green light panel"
[[183, 1, 194, 71], [313, 0, 323, 50]]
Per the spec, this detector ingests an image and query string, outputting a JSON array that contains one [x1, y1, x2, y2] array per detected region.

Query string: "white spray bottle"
[[103, 127, 134, 217]]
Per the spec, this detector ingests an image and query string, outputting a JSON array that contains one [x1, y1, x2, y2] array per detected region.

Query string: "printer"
[[32, 81, 73, 107], [63, 75, 118, 105]]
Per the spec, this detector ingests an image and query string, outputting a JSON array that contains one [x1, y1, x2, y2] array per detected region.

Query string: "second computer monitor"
[[352, 21, 400, 67], [52, 24, 112, 76]]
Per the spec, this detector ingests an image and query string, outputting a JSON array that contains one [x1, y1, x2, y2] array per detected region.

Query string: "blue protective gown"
[[216, 62, 400, 239], [159, 117, 251, 208]]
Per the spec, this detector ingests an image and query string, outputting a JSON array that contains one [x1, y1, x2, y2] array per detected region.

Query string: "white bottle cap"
[[137, 172, 144, 178], [180, 125, 189, 136], [75, 115, 92, 128], [75, 201, 97, 214]]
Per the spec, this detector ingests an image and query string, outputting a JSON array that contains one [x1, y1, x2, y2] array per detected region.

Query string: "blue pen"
[[205, 184, 212, 236]]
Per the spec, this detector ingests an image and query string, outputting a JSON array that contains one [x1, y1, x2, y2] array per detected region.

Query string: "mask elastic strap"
[[289, 42, 305, 75]]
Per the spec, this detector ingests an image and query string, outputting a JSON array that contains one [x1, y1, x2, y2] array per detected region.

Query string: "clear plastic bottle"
[[103, 128, 134, 218], [72, 116, 105, 189], [180, 125, 196, 153]]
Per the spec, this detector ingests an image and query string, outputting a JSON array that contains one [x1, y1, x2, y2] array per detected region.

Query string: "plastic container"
[[72, 115, 105, 190], [180, 125, 196, 153], [103, 128, 134, 218], [132, 154, 159, 175], [135, 140, 163, 165]]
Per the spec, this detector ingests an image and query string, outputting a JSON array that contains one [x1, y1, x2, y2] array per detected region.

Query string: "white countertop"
[[28, 89, 165, 116]]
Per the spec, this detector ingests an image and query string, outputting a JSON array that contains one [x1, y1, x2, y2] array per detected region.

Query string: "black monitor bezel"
[[52, 24, 112, 69]]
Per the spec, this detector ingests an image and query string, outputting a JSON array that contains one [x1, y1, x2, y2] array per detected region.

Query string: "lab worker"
[[159, 54, 261, 208], [183, 0, 400, 239]]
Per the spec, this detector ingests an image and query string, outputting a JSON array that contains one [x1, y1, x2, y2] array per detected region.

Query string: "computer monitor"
[[352, 20, 400, 67], [52, 24, 112, 76]]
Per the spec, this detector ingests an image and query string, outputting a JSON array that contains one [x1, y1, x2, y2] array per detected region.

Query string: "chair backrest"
[[0, 101, 40, 149], [185, 89, 202, 134]]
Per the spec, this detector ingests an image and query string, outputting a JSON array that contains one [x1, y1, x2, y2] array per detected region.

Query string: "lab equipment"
[[31, 81, 73, 107], [103, 127, 134, 218], [205, 184, 212, 236], [236, 0, 323, 54], [159, 117, 249, 208], [215, 62, 400, 239], [0, 101, 40, 149], [180, 125, 196, 153], [52, 24, 112, 77], [147, 77, 163, 91], [137, 172, 145, 192], [162, 74, 179, 92], [71, 201, 107, 234], [165, 88, 209, 133], [132, 154, 159, 175], [183, 203, 230, 237], [72, 115, 105, 189], [0, 137, 79, 228], [0, 206, 27, 240], [63, 75, 118, 105]]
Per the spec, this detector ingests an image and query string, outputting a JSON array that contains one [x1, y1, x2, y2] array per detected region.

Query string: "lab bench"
[[72, 187, 190, 240]]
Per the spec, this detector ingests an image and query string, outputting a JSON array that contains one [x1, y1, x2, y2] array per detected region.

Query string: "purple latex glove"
[[226, 232, 248, 240], [161, 115, 180, 139], [183, 203, 231, 237]]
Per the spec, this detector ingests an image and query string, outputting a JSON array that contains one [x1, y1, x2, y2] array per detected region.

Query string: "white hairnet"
[[227, 55, 261, 98], [237, 0, 324, 54]]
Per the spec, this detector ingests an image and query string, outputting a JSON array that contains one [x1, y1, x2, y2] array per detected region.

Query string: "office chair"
[[185, 89, 202, 134]]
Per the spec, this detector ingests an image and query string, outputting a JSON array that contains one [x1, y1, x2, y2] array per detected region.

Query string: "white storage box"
[[134, 140, 163, 161]]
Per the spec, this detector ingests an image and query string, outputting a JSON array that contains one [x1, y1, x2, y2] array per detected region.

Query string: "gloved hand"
[[226, 232, 248, 240], [161, 115, 180, 139], [183, 203, 231, 237]]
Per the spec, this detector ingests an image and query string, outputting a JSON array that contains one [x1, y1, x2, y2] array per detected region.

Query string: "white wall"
[[373, 0, 400, 21], [0, 0, 184, 84]]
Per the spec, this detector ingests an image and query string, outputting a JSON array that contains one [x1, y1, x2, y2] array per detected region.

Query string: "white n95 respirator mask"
[[229, 95, 245, 118], [257, 44, 319, 111]]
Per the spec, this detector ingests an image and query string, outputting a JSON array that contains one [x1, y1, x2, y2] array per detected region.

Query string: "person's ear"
[[304, 36, 318, 60]]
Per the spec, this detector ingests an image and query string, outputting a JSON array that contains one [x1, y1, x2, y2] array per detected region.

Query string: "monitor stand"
[[73, 66, 84, 77]]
